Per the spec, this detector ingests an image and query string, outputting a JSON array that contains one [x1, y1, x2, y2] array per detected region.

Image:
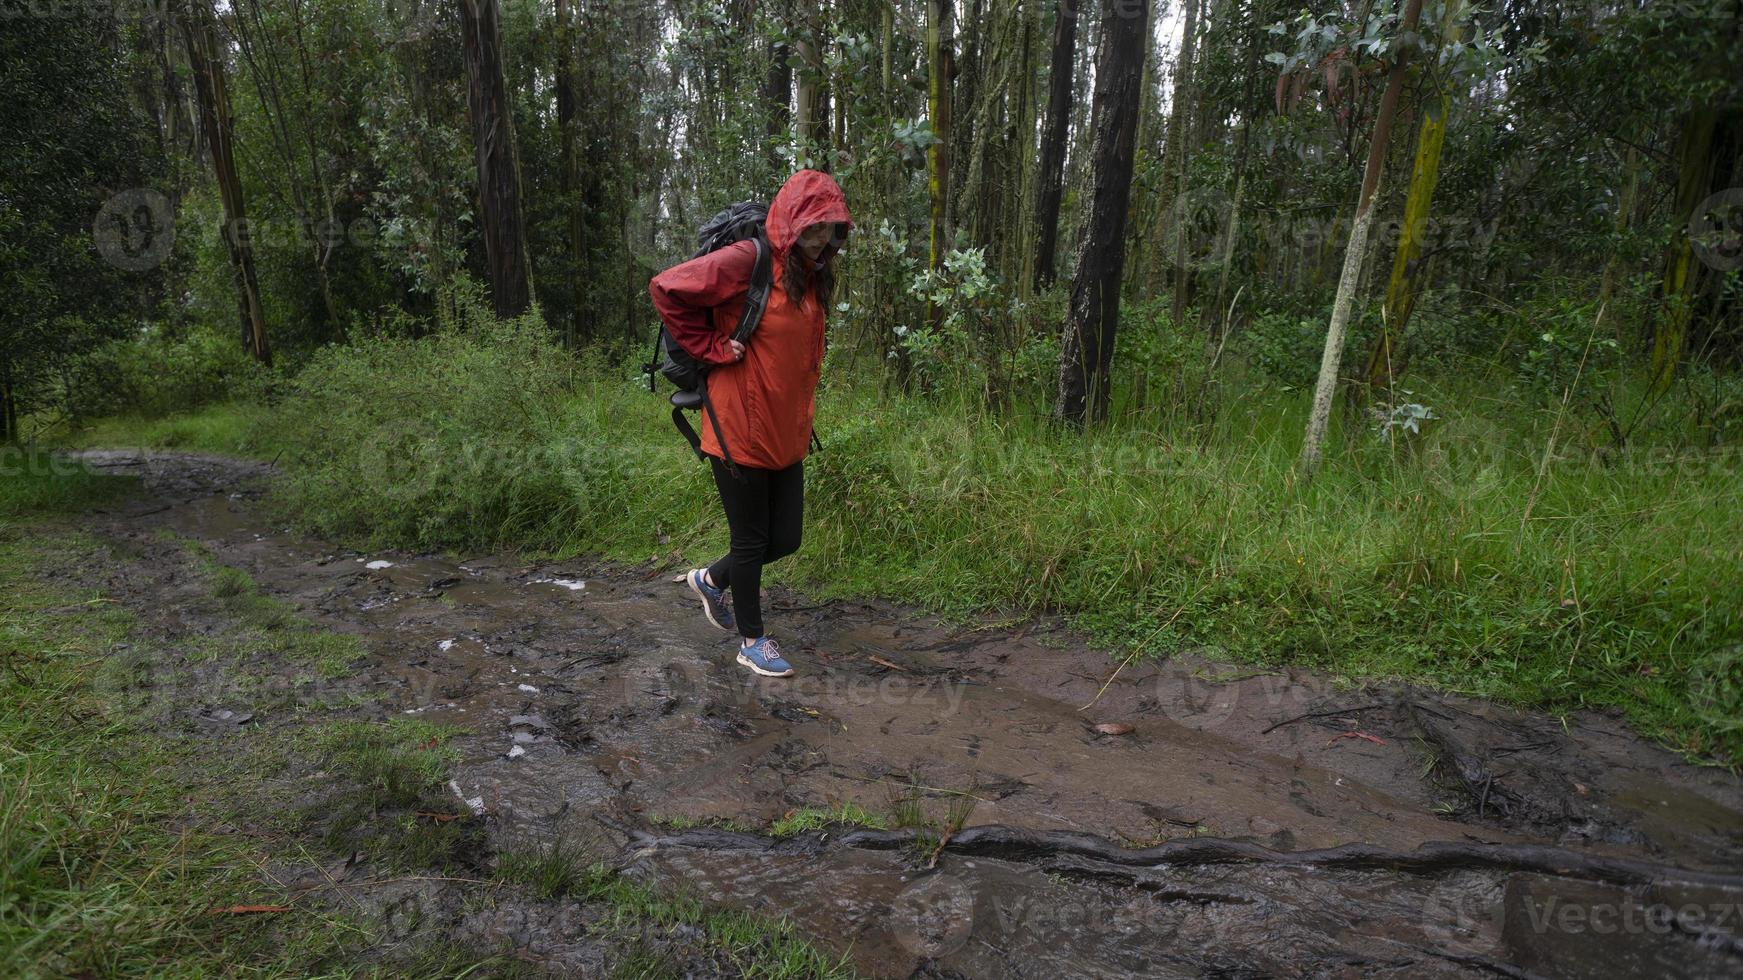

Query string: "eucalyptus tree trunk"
[[556, 0, 582, 346], [0, 355, 17, 446], [1056, 0, 1149, 427], [926, 0, 955, 331], [1033, 0, 1079, 291], [459, 0, 534, 319], [1148, 0, 1198, 304], [1300, 0, 1426, 478], [765, 0, 792, 174], [229, 0, 341, 338], [1651, 108, 1719, 394], [181, 0, 271, 366], [1363, 93, 1448, 392], [795, 30, 822, 149], [1364, 0, 1467, 392]]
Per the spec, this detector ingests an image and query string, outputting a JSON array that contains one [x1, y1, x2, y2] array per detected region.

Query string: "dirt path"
[[62, 449, 1743, 978]]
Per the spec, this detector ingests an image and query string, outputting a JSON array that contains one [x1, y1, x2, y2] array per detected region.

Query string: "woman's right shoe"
[[736, 636, 794, 678], [687, 568, 734, 632]]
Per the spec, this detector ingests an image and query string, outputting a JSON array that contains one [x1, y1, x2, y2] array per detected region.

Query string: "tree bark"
[[1033, 0, 1079, 291], [926, 0, 955, 331], [1056, 0, 1149, 428], [556, 0, 583, 347], [1165, 0, 1204, 326], [1650, 108, 1719, 393], [1148, 0, 1198, 303], [1299, 0, 1425, 478], [1364, 90, 1450, 393], [0, 354, 17, 446], [181, 0, 271, 367], [459, 0, 534, 320], [766, 0, 792, 175]]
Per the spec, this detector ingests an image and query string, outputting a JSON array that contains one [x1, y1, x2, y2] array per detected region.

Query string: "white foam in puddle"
[[448, 780, 486, 816], [507, 745, 526, 759], [365, 559, 395, 570], [517, 683, 540, 693], [530, 577, 585, 591], [437, 639, 455, 651]]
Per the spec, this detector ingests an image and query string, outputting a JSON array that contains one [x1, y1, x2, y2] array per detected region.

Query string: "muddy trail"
[[55, 449, 1743, 978]]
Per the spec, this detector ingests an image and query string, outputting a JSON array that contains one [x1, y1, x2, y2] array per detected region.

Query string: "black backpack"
[[644, 201, 778, 478]]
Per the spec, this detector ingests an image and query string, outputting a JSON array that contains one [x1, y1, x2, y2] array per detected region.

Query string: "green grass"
[[768, 803, 888, 837], [0, 447, 136, 519], [52, 400, 271, 458], [494, 842, 859, 979], [179, 538, 366, 678], [62, 314, 1743, 763], [0, 528, 361, 977]]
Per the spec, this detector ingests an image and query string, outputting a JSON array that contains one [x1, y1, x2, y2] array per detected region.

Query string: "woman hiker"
[[648, 169, 852, 678]]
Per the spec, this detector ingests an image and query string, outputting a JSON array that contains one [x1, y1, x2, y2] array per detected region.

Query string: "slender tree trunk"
[[1201, 0, 1270, 339], [766, 0, 792, 175], [1056, 0, 1149, 427], [949, 0, 984, 234], [1033, 0, 1078, 291], [459, 0, 534, 319], [556, 0, 583, 347], [796, 28, 821, 149], [1651, 108, 1719, 393], [1598, 144, 1642, 316], [1148, 0, 1199, 302], [1299, 0, 1425, 478], [1363, 90, 1450, 392], [1165, 0, 1204, 325], [181, 0, 271, 367], [0, 354, 16, 445], [927, 0, 955, 330]]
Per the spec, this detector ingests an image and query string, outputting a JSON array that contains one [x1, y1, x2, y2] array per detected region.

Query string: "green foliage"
[[0, 451, 135, 520], [70, 324, 267, 419], [255, 286, 609, 552], [0, 5, 164, 435], [1236, 310, 1331, 389]]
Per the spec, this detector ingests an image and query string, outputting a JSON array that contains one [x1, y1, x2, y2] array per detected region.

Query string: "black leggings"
[[705, 456, 803, 639]]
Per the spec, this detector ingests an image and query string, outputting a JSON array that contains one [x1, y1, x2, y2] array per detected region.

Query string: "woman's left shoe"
[[736, 636, 794, 678], [687, 568, 735, 632]]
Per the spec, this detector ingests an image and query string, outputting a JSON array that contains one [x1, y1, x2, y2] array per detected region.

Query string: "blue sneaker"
[[736, 636, 794, 678], [687, 568, 734, 632]]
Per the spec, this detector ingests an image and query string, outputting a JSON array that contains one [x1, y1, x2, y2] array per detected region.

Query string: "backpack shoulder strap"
[[730, 233, 774, 346]]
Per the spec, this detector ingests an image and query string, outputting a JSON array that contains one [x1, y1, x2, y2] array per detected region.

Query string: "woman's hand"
[[727, 339, 746, 361]]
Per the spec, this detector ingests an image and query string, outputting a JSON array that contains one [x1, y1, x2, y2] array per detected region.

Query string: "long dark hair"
[[781, 227, 842, 312]]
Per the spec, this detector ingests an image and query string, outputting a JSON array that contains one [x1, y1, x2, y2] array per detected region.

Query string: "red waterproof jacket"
[[648, 170, 853, 470]]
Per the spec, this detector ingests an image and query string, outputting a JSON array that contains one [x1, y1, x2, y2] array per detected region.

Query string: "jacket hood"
[[766, 169, 853, 266]]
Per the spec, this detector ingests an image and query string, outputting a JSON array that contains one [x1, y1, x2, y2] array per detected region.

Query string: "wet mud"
[[55, 449, 1743, 978]]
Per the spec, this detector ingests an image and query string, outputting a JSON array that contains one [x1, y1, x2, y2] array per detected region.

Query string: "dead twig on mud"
[[1260, 702, 1389, 735]]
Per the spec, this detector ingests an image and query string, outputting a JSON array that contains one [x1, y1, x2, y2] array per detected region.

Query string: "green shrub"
[[69, 323, 265, 418]]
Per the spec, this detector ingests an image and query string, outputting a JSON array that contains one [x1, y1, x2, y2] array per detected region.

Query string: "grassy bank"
[[51, 316, 1743, 763]]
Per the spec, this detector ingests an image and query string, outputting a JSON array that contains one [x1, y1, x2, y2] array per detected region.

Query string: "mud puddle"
[[60, 449, 1743, 977]]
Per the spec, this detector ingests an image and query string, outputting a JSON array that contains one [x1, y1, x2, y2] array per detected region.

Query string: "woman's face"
[[797, 222, 842, 262]]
